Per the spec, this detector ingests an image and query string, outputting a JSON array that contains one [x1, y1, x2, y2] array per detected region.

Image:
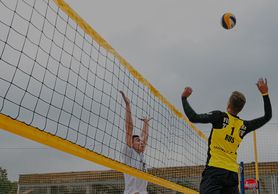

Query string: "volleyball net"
[[0, 0, 208, 193], [238, 123, 278, 194]]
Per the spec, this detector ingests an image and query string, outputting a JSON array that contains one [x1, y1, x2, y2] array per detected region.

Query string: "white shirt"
[[122, 144, 148, 194]]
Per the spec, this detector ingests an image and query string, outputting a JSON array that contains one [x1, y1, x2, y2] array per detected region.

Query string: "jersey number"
[[225, 127, 235, 143], [231, 127, 235, 136]]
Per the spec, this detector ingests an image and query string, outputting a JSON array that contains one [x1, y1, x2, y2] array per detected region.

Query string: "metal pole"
[[240, 161, 245, 194], [253, 131, 260, 194]]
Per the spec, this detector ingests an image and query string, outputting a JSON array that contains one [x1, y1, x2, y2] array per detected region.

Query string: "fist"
[[182, 87, 193, 98]]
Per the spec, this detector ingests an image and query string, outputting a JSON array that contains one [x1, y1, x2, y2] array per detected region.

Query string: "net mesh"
[[0, 0, 207, 193], [238, 123, 278, 194], [17, 168, 202, 194], [1, 1, 277, 193]]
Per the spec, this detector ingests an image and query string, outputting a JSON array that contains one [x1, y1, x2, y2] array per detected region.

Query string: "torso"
[[122, 145, 148, 194], [208, 112, 244, 172]]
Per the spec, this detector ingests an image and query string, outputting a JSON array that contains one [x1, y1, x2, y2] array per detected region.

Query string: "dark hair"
[[229, 91, 246, 114], [132, 135, 139, 141]]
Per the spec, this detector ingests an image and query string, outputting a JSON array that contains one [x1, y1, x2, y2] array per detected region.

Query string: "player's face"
[[133, 137, 145, 153]]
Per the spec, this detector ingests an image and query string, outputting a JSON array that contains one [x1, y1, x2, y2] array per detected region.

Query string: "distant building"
[[17, 162, 278, 194]]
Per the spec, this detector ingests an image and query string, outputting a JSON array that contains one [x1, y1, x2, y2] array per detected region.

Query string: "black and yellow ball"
[[221, 13, 236, 30]]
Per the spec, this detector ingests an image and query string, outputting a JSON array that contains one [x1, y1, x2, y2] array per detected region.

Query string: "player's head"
[[227, 91, 246, 115], [132, 135, 145, 153]]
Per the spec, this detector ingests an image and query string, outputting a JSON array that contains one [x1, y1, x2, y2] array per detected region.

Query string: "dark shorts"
[[200, 166, 239, 194]]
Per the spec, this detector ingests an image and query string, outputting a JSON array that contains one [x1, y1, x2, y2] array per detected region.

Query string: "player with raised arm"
[[120, 91, 152, 194], [181, 78, 272, 194]]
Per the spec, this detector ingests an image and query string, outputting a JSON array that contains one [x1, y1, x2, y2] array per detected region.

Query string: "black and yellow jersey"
[[182, 94, 272, 172]]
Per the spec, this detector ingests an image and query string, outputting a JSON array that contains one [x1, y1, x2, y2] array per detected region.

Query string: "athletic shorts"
[[200, 166, 239, 194]]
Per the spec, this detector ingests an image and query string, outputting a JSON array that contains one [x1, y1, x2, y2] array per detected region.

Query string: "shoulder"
[[210, 111, 226, 128], [209, 110, 226, 120], [209, 110, 224, 116], [122, 144, 134, 154]]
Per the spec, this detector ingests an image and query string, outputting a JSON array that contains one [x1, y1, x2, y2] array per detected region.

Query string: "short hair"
[[229, 91, 246, 114], [132, 135, 139, 140]]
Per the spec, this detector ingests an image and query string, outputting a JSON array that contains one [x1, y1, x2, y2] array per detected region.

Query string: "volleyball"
[[221, 13, 236, 30]]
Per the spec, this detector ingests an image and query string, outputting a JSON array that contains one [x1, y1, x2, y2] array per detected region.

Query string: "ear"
[[227, 102, 231, 112]]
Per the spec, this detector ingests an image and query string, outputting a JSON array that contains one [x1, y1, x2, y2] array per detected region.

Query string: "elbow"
[[126, 138, 133, 148], [266, 111, 272, 122], [187, 114, 198, 123], [266, 106, 272, 122]]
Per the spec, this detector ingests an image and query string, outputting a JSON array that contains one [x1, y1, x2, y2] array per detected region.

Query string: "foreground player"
[[120, 91, 152, 194], [181, 78, 272, 194]]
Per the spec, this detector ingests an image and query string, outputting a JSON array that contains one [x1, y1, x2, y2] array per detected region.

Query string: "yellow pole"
[[253, 131, 259, 194]]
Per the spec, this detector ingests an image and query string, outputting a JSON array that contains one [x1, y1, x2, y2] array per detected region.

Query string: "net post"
[[240, 161, 245, 194], [253, 131, 260, 194], [257, 179, 261, 194]]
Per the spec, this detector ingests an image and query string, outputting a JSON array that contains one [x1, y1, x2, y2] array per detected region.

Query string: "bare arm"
[[139, 117, 152, 148], [120, 91, 133, 148]]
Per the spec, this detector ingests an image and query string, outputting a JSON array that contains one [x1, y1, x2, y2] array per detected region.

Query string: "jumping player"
[[120, 91, 152, 194], [181, 78, 272, 194]]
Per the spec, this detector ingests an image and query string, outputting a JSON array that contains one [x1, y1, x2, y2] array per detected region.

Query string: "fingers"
[[256, 78, 267, 86], [184, 87, 192, 92], [147, 117, 153, 122], [257, 78, 263, 85], [119, 90, 128, 100], [119, 90, 130, 105], [256, 78, 269, 95], [265, 78, 267, 85], [119, 90, 125, 98], [256, 79, 261, 87], [139, 117, 153, 122]]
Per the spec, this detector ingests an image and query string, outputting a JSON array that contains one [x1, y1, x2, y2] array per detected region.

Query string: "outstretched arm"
[[139, 117, 152, 147], [181, 87, 219, 124], [120, 91, 133, 148], [244, 78, 272, 135]]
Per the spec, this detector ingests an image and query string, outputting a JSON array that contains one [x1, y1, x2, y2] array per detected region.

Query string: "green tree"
[[0, 167, 17, 194]]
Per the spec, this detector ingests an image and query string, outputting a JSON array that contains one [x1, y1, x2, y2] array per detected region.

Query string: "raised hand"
[[139, 117, 153, 123], [120, 91, 130, 105], [182, 87, 193, 98], [256, 78, 268, 95]]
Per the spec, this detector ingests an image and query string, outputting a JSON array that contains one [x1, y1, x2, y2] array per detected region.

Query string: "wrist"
[[182, 96, 189, 101]]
